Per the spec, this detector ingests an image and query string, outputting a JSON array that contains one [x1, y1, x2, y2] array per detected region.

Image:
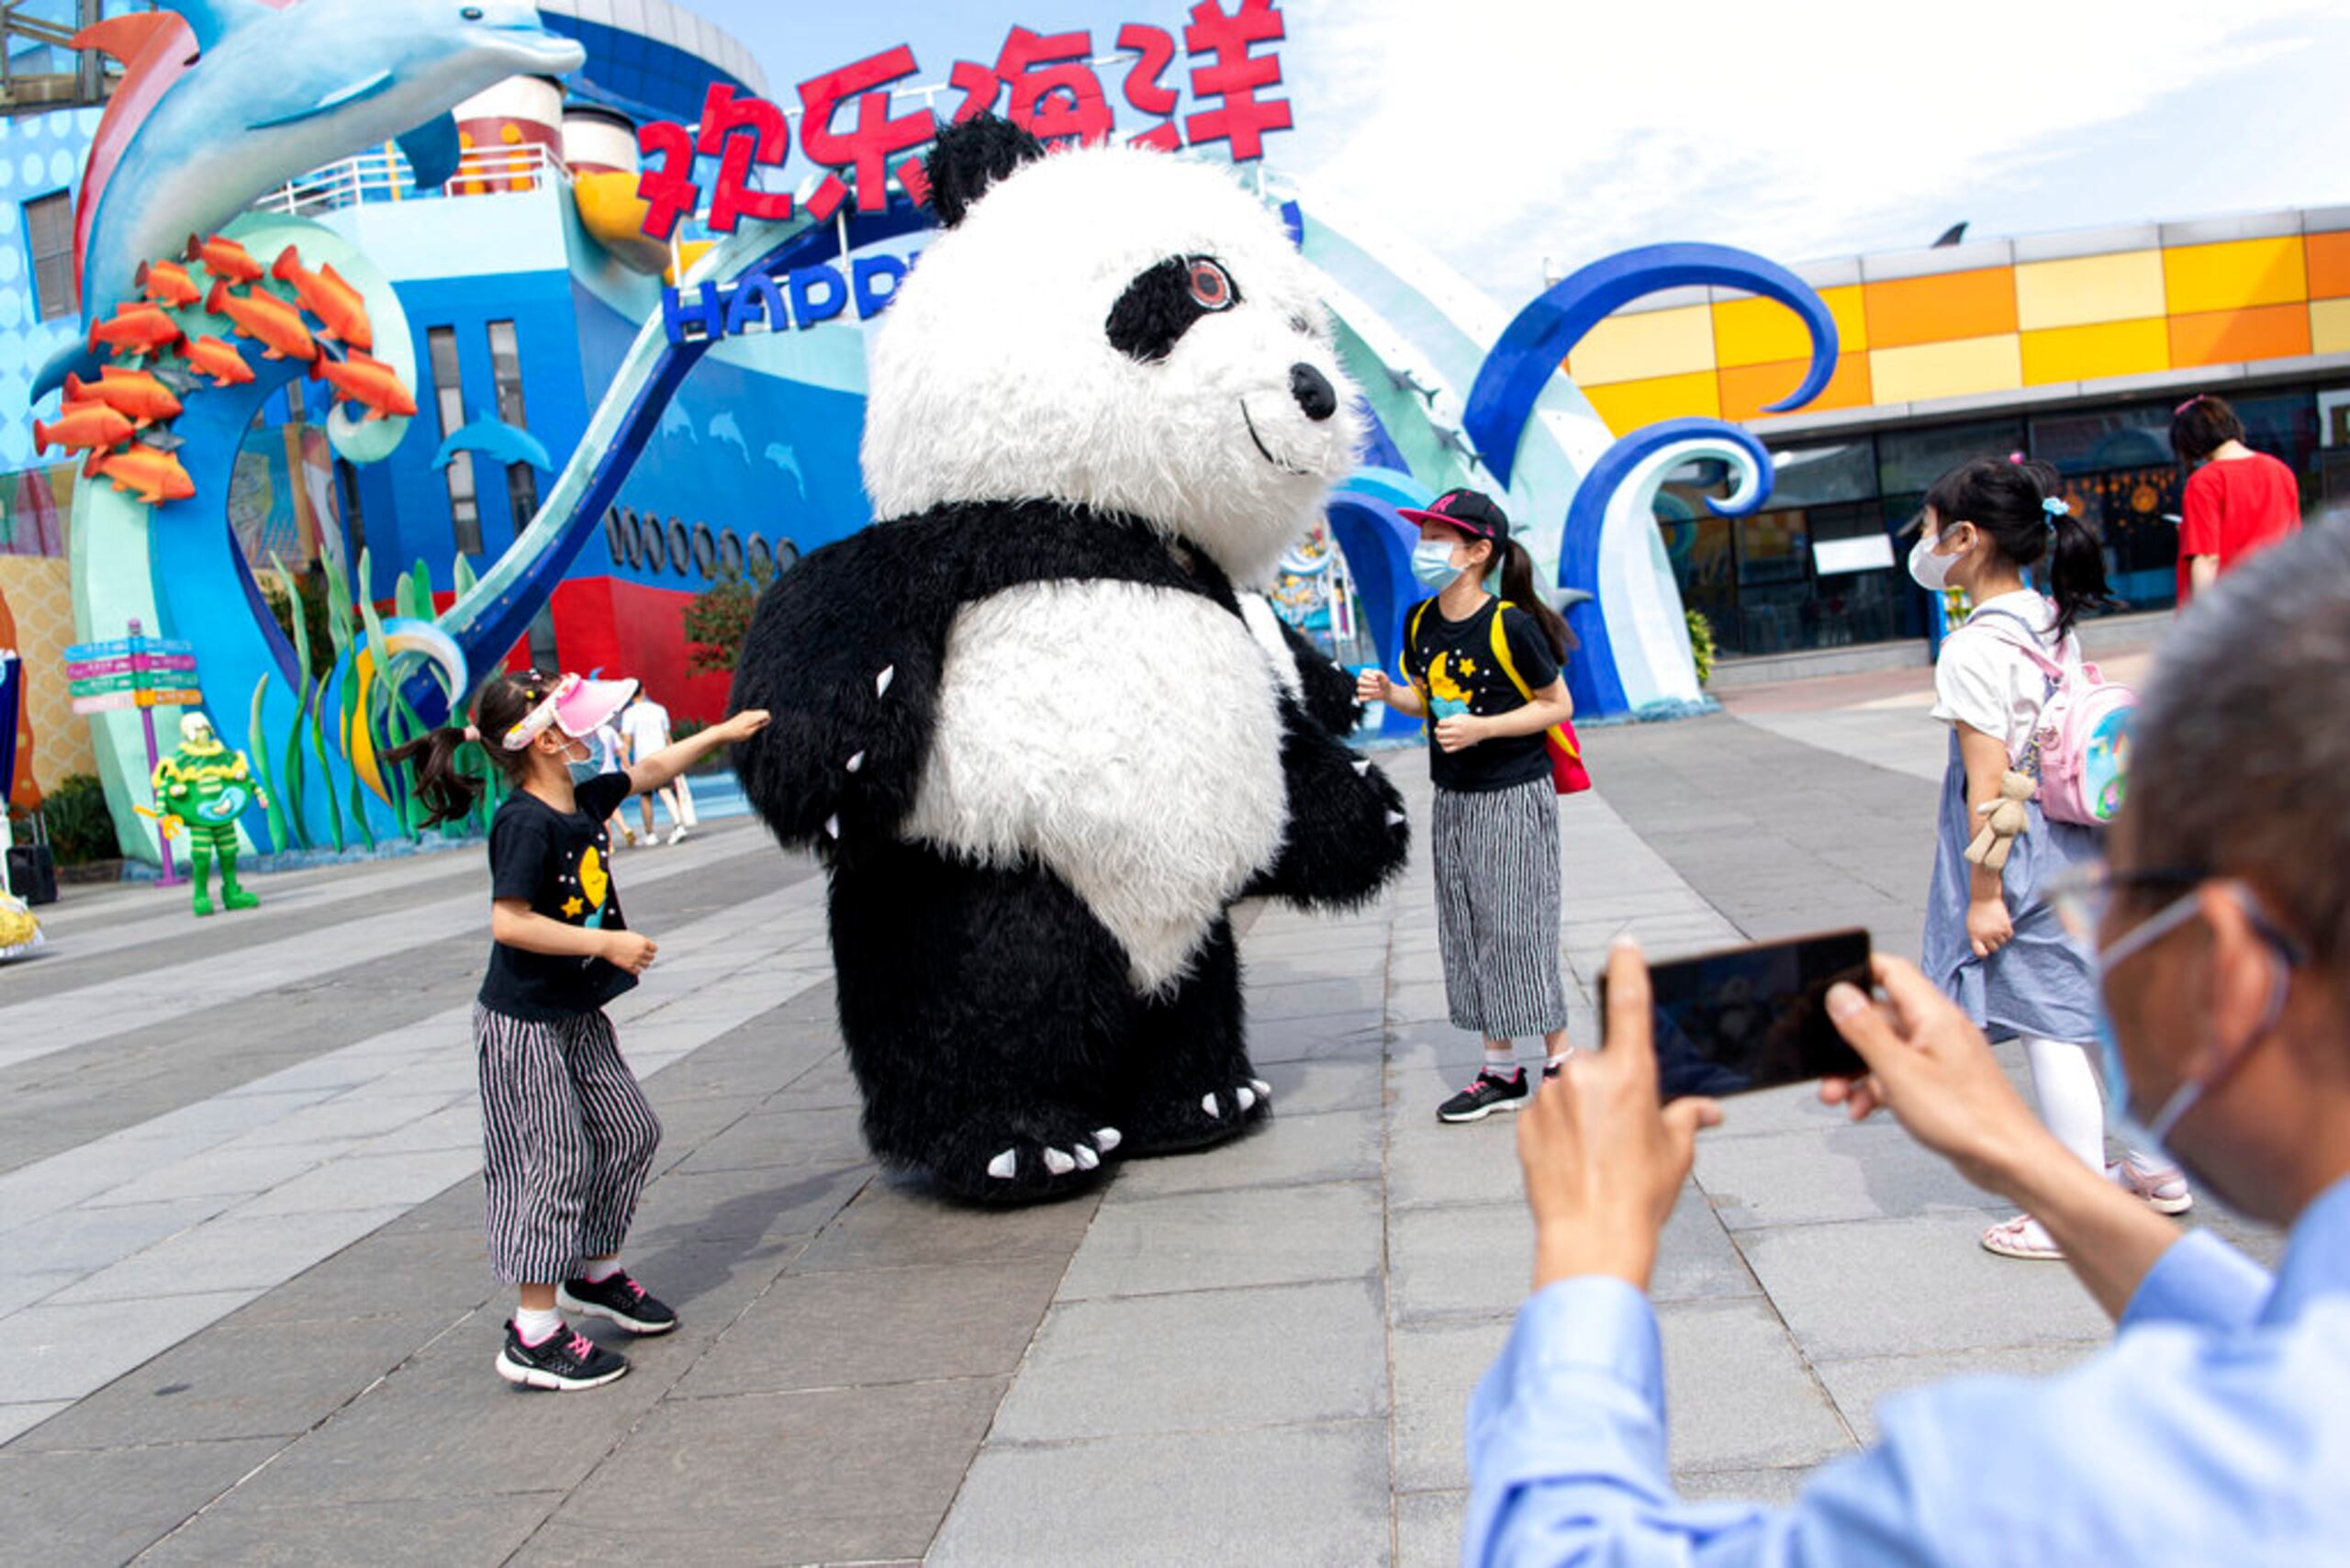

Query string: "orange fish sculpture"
[[186, 232, 263, 286], [206, 279, 316, 363], [90, 300, 183, 359], [135, 257, 201, 308], [181, 334, 255, 388], [34, 399, 136, 456], [63, 366, 183, 427], [85, 442, 195, 504], [271, 246, 372, 351], [310, 351, 417, 420]]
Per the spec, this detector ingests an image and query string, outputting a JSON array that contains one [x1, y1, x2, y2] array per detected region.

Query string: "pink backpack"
[[1975, 610, 2135, 826]]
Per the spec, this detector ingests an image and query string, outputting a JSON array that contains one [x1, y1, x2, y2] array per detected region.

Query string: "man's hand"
[[1518, 940, 1723, 1293], [1820, 955, 2058, 1198], [1434, 712, 1488, 754], [601, 930, 658, 974], [718, 708, 773, 743], [1966, 896, 2014, 958]]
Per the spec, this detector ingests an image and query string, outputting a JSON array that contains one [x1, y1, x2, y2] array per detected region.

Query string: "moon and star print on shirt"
[[476, 772, 639, 1021]]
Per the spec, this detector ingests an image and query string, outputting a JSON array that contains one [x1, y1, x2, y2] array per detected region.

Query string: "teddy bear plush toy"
[[1965, 769, 2037, 872], [730, 118, 1409, 1204]]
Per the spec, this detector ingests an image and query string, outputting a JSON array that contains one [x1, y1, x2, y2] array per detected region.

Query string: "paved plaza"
[[0, 647, 2278, 1566]]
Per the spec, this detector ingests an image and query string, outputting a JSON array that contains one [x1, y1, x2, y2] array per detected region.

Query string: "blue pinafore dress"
[[1919, 612, 2103, 1046]]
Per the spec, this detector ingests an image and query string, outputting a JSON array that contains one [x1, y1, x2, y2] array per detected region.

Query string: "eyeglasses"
[[2046, 863, 2207, 950], [2049, 862, 2307, 969]]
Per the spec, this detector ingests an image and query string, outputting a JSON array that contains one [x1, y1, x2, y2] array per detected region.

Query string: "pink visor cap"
[[501, 673, 639, 751]]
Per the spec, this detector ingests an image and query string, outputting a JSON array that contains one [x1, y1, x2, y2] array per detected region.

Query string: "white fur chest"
[[902, 578, 1291, 993]]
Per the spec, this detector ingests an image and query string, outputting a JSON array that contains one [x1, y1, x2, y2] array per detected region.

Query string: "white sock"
[[515, 1305, 564, 1345], [1546, 1046, 1573, 1069], [1483, 1045, 1517, 1075], [583, 1257, 623, 1282], [2022, 1036, 2106, 1171]]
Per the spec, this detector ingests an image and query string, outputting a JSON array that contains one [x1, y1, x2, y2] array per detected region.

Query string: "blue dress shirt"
[[1464, 1177, 2350, 1565]]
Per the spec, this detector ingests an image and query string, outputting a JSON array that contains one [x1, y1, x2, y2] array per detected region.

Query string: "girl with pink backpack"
[[1910, 456, 2190, 1260]]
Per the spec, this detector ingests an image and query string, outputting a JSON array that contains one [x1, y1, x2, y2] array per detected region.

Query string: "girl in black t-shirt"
[[390, 671, 769, 1391], [1357, 488, 1580, 1126]]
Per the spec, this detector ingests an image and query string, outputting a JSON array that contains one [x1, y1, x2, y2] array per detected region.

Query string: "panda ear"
[[921, 115, 1048, 228]]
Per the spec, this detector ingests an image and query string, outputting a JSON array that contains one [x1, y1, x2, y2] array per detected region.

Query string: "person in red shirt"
[[2171, 393, 2302, 606]]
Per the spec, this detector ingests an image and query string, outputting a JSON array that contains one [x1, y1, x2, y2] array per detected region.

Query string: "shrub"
[[1685, 609, 1718, 688], [683, 557, 776, 677], [38, 772, 118, 865]]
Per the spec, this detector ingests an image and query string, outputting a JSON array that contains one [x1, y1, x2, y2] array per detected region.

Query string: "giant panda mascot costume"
[[731, 118, 1408, 1204]]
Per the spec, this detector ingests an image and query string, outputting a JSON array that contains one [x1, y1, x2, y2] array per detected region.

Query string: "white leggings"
[[2024, 1036, 2162, 1173]]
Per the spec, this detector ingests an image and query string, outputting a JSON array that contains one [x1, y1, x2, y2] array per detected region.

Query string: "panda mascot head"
[[864, 118, 1365, 584]]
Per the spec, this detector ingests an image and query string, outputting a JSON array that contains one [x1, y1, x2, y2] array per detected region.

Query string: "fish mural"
[[38, 0, 585, 399]]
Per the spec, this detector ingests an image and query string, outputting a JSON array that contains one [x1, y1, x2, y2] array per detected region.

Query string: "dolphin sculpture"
[[39, 0, 585, 399], [433, 413, 554, 474]]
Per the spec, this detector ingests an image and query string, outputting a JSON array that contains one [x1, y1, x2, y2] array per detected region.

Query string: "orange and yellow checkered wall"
[[1566, 219, 2350, 436]]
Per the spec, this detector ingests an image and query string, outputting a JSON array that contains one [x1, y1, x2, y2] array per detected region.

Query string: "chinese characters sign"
[[66, 636, 202, 715], [635, 0, 1295, 242]]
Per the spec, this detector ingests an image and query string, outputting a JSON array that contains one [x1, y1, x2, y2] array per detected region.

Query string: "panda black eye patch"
[[1106, 255, 1242, 363]]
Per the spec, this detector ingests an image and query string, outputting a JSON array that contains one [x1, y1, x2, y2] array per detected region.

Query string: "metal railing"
[[249, 141, 574, 218]]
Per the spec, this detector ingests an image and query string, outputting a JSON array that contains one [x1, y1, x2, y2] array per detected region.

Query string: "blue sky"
[[688, 0, 2350, 302]]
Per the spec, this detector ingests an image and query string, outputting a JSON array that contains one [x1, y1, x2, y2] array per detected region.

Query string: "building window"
[[775, 538, 800, 573], [426, 326, 481, 554], [746, 534, 773, 577], [335, 457, 367, 565], [526, 606, 559, 672], [692, 521, 715, 576], [643, 510, 666, 571], [719, 528, 744, 577], [25, 192, 76, 321], [668, 518, 690, 575], [604, 506, 626, 564]]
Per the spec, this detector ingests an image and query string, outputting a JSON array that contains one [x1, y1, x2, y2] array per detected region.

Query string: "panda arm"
[[1271, 615, 1367, 736], [727, 521, 955, 847], [1246, 697, 1410, 909]]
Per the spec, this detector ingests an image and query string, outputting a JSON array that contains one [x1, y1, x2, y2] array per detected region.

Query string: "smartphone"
[[1599, 929, 1872, 1100]]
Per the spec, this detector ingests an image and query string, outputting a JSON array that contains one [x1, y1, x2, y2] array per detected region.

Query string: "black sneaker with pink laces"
[[497, 1320, 631, 1391], [557, 1270, 678, 1336], [1437, 1067, 1531, 1124]]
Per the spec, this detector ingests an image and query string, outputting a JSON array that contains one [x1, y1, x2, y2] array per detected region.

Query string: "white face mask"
[[1908, 526, 1964, 593]]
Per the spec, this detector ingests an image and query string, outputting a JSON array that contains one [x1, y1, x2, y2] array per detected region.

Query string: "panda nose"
[[1289, 363, 1337, 422]]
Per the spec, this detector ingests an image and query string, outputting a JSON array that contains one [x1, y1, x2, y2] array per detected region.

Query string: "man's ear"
[[2199, 887, 2284, 1056]]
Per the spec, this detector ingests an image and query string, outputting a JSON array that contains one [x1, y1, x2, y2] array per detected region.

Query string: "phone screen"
[[1601, 930, 1872, 1100]]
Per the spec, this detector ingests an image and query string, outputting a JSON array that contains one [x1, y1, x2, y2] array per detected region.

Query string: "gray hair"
[[2130, 521, 2350, 976]]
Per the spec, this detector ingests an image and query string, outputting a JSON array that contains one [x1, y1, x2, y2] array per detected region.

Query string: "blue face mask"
[[558, 736, 599, 788], [1410, 540, 1464, 588]]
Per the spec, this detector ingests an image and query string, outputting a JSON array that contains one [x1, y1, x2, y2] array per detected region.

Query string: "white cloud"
[[1275, 0, 2349, 299]]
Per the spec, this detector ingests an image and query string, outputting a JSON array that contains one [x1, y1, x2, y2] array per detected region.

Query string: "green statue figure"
[[151, 711, 264, 917]]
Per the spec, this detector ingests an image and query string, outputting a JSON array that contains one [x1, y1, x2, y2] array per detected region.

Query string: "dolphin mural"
[[706, 410, 751, 465], [762, 442, 807, 498], [39, 0, 586, 399]]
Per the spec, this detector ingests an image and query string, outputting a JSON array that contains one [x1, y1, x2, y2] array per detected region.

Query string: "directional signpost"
[[67, 620, 200, 885]]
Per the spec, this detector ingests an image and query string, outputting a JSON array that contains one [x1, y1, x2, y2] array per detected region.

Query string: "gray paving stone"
[[930, 1420, 1391, 1568], [527, 1376, 1008, 1566], [1110, 1109, 1382, 1197], [1058, 1180, 1382, 1300], [0, 1437, 281, 1563], [13, 1310, 456, 1449], [1248, 1008, 1388, 1064], [76, 1140, 346, 1209], [0, 1289, 263, 1404], [134, 1491, 565, 1568], [1812, 1342, 2097, 1443], [670, 1105, 869, 1177], [1675, 1465, 1818, 1506], [673, 1256, 1058, 1400], [0, 1400, 68, 1447], [995, 1278, 1386, 1442], [1385, 1115, 1526, 1210], [789, 1177, 1098, 1273], [1391, 1186, 1754, 1324], [0, 1193, 231, 1280], [1248, 974, 1385, 1022], [1695, 1121, 1993, 1231], [1658, 1298, 1856, 1473], [218, 1226, 497, 1327], [1736, 1214, 2116, 1360], [228, 1148, 483, 1218], [1391, 1317, 1509, 1492], [1396, 1488, 1469, 1568], [49, 1206, 416, 1304], [1256, 1056, 1386, 1116], [625, 1158, 873, 1247]]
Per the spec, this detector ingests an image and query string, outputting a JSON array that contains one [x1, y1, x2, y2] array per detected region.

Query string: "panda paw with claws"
[[1121, 1076, 1273, 1157], [926, 1117, 1122, 1204]]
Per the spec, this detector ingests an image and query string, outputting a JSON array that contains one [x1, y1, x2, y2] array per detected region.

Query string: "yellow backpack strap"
[[1486, 599, 1535, 700], [1404, 599, 1433, 693]]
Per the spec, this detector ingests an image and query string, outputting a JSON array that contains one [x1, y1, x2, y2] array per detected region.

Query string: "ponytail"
[[386, 726, 487, 827], [1494, 538, 1577, 662], [1921, 454, 2115, 636]]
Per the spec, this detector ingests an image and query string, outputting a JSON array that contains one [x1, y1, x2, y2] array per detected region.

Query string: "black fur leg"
[[1112, 919, 1270, 1157], [830, 837, 1125, 1205]]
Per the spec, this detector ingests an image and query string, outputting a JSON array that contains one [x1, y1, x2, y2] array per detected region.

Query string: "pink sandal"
[[1982, 1215, 2065, 1260], [2114, 1159, 2194, 1215]]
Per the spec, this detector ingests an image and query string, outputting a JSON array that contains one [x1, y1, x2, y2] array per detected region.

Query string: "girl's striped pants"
[[1433, 777, 1572, 1040], [474, 1003, 663, 1284]]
